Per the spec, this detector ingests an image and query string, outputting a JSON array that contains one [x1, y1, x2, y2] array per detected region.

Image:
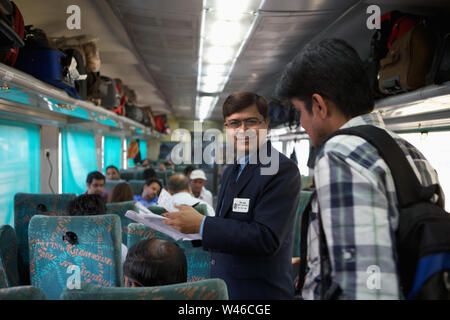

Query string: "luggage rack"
[[0, 63, 165, 139], [374, 81, 450, 133]]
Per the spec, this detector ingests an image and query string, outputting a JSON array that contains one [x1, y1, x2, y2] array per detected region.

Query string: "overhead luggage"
[[0, 0, 24, 67], [89, 76, 121, 111], [374, 12, 436, 94], [50, 34, 101, 73]]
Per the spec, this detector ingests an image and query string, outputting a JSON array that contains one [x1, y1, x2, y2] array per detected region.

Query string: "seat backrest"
[[60, 278, 228, 300], [28, 214, 123, 299], [126, 223, 211, 281], [0, 286, 47, 300], [14, 192, 77, 285], [292, 191, 313, 258], [133, 168, 146, 180], [193, 203, 208, 216], [127, 223, 173, 248], [155, 170, 166, 185], [105, 200, 137, 245], [0, 225, 20, 287], [128, 180, 146, 195], [147, 205, 167, 215], [104, 180, 122, 192], [119, 170, 134, 181]]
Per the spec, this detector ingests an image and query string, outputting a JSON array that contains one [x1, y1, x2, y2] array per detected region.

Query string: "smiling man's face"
[[224, 104, 269, 156]]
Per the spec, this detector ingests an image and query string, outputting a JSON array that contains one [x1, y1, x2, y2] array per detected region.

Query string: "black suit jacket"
[[202, 141, 301, 299]]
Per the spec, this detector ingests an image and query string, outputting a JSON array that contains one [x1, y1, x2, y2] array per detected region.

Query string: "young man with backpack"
[[276, 38, 447, 299]]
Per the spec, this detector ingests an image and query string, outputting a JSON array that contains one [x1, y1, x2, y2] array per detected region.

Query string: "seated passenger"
[[123, 238, 187, 287], [167, 174, 215, 216], [141, 159, 151, 169], [66, 194, 127, 264], [85, 171, 108, 199], [107, 182, 134, 203], [134, 179, 162, 207], [189, 169, 213, 207], [157, 163, 166, 171], [105, 165, 121, 181]]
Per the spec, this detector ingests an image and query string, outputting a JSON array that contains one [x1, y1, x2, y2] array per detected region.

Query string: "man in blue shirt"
[[134, 178, 162, 207]]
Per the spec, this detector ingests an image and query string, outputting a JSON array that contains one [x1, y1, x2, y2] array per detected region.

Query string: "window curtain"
[[104, 135, 122, 171], [61, 129, 97, 195], [0, 120, 40, 226]]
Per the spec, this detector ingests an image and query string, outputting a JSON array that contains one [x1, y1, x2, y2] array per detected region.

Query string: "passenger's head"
[[86, 171, 105, 195], [105, 165, 120, 180], [67, 194, 106, 216], [183, 165, 196, 179], [157, 163, 166, 171], [141, 159, 151, 168], [142, 168, 157, 181], [167, 174, 190, 195], [222, 91, 269, 155], [276, 38, 374, 147], [141, 179, 162, 201], [189, 169, 206, 196], [123, 238, 187, 287], [107, 182, 134, 203]]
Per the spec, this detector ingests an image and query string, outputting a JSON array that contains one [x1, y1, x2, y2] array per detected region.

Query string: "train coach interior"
[[0, 0, 449, 300]]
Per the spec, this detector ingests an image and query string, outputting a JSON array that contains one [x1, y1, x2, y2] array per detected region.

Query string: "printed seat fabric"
[[28, 214, 123, 300], [60, 278, 228, 300], [0, 225, 20, 287], [147, 205, 167, 215], [14, 193, 77, 285], [292, 191, 313, 258], [105, 201, 137, 246], [127, 223, 211, 281], [0, 286, 47, 300], [128, 180, 146, 195]]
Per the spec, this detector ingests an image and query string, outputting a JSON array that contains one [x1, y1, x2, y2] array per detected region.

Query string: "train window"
[[0, 120, 40, 226], [104, 135, 122, 173], [61, 129, 97, 194], [399, 131, 450, 211]]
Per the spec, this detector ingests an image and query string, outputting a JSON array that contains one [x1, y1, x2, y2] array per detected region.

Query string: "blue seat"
[[0, 285, 47, 300], [105, 201, 137, 246], [61, 279, 228, 300], [127, 223, 211, 282], [14, 192, 77, 285], [0, 225, 20, 287], [28, 214, 123, 299]]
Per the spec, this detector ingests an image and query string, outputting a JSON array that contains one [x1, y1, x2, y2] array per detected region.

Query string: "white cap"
[[190, 169, 207, 181]]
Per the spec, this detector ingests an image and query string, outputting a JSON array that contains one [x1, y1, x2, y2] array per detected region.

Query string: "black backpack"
[[298, 125, 450, 299]]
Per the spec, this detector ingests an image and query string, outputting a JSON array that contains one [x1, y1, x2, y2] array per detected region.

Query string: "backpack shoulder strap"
[[321, 125, 435, 208]]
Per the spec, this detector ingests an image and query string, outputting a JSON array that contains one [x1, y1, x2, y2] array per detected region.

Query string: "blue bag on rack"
[[14, 26, 82, 100]]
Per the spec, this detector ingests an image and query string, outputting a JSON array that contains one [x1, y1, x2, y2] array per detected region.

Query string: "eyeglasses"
[[224, 118, 265, 129]]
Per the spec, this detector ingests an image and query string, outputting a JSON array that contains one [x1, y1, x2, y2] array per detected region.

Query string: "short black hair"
[[143, 168, 157, 181], [222, 91, 268, 120], [86, 171, 105, 184], [67, 194, 106, 216], [276, 38, 374, 118], [123, 238, 187, 287], [106, 165, 119, 173], [145, 178, 162, 194]]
